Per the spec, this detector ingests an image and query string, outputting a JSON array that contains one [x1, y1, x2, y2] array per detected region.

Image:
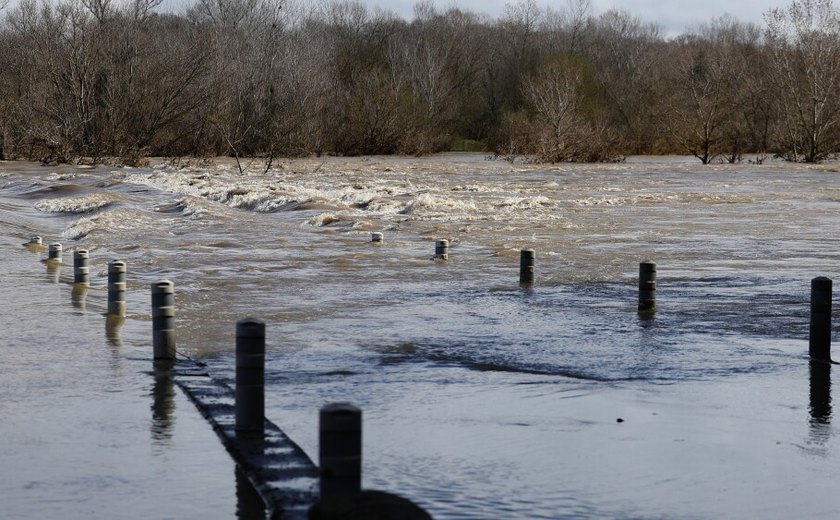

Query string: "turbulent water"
[[2, 154, 839, 519]]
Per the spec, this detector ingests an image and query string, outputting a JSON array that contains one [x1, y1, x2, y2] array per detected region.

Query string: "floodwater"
[[1, 154, 839, 518], [0, 200, 260, 518]]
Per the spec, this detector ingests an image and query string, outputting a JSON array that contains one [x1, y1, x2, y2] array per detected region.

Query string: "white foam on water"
[[35, 193, 121, 214], [306, 212, 342, 227], [63, 207, 155, 240]]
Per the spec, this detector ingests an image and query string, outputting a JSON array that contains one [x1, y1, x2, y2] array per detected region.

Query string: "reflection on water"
[[1, 227, 241, 518], [105, 314, 124, 346], [151, 369, 176, 445], [236, 467, 268, 520], [806, 360, 832, 458], [71, 283, 88, 310], [45, 261, 60, 284], [809, 360, 832, 434]]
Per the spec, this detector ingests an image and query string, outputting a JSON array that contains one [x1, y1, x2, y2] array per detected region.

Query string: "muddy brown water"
[[2, 154, 839, 518]]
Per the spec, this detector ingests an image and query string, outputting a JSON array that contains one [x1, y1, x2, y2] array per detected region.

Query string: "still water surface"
[[2, 154, 839, 518]]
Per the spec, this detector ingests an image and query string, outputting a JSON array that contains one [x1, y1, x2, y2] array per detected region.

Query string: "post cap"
[[237, 317, 266, 336], [152, 280, 174, 293]]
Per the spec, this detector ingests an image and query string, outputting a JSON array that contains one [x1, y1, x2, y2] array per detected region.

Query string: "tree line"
[[1, 0, 840, 165]]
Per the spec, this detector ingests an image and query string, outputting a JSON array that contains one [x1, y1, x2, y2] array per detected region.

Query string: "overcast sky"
[[362, 0, 785, 36]]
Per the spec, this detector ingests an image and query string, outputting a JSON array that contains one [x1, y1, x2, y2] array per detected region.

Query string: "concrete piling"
[[371, 232, 383, 243], [235, 318, 266, 434], [73, 249, 90, 286], [319, 402, 362, 500], [151, 280, 176, 361], [30, 236, 42, 245], [520, 249, 535, 285], [48, 243, 62, 263], [809, 277, 832, 362], [107, 260, 127, 317], [434, 239, 449, 260], [638, 261, 657, 312]]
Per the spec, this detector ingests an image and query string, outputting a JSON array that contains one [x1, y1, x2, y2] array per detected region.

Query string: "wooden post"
[[520, 249, 535, 285], [235, 318, 265, 434], [48, 243, 62, 263], [107, 261, 127, 317], [151, 280, 176, 361], [434, 239, 449, 260], [810, 277, 832, 361], [73, 249, 90, 286], [638, 261, 657, 312], [319, 403, 362, 499]]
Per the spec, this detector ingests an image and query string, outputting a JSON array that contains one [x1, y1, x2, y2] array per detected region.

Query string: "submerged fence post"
[[638, 261, 657, 312], [235, 318, 265, 434], [810, 277, 832, 362], [46, 243, 62, 283], [151, 280, 176, 361], [434, 239, 449, 260], [520, 249, 535, 285], [48, 243, 62, 263], [73, 249, 90, 286], [71, 249, 90, 308], [107, 260, 127, 317], [319, 403, 362, 500]]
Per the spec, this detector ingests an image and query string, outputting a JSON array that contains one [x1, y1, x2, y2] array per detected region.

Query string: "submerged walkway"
[[0, 233, 269, 519], [170, 361, 319, 518]]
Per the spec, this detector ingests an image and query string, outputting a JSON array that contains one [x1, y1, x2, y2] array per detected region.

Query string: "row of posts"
[[36, 234, 833, 363], [382, 235, 835, 362], [30, 235, 415, 509], [28, 232, 835, 513], [35, 236, 128, 318], [47, 233, 567, 289], [372, 234, 645, 294], [235, 319, 389, 505]]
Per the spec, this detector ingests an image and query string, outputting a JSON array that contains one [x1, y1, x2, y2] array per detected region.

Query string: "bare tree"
[[586, 10, 663, 153], [522, 57, 581, 153], [79, 0, 112, 22], [384, 4, 484, 153], [663, 38, 736, 163], [696, 15, 770, 162], [765, 0, 840, 162], [540, 0, 592, 54], [10, 0, 834, 164], [517, 55, 619, 162]]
